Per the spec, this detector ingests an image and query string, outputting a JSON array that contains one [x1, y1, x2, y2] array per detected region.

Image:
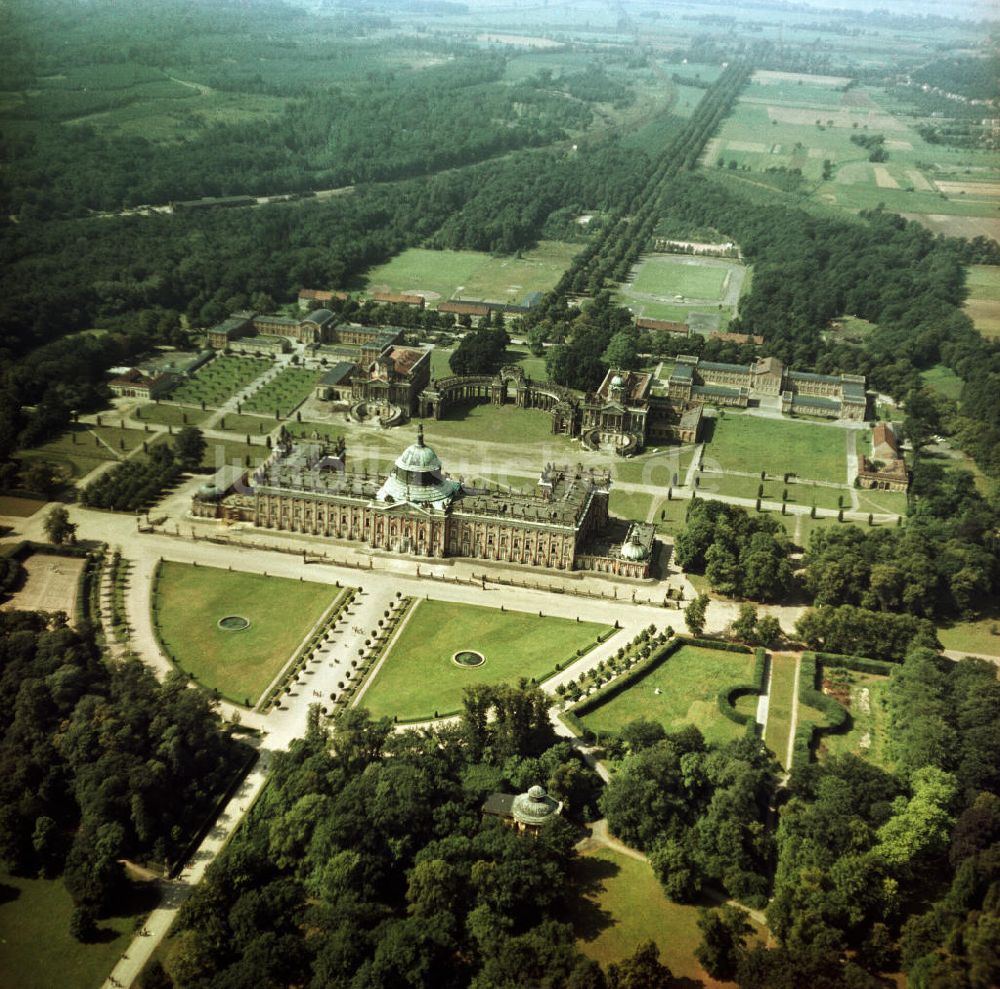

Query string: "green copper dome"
[[511, 785, 562, 827], [376, 426, 459, 506], [620, 538, 648, 561]]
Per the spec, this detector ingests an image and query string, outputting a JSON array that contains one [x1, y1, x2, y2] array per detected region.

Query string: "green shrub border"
[[717, 647, 767, 725], [563, 636, 754, 742], [792, 651, 853, 766]]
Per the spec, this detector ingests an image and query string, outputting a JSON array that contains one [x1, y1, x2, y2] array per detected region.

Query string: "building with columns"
[[192, 427, 656, 577]]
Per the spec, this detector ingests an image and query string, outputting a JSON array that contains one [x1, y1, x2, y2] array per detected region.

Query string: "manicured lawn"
[[241, 366, 320, 417], [0, 869, 155, 989], [938, 612, 1000, 657], [564, 848, 763, 980], [697, 471, 845, 510], [133, 403, 210, 427], [652, 495, 691, 537], [854, 486, 908, 516], [199, 438, 269, 472], [363, 242, 578, 306], [704, 415, 847, 484], [612, 447, 694, 487], [578, 644, 757, 746], [213, 412, 275, 435], [764, 653, 798, 769], [819, 673, 893, 770], [360, 600, 610, 720], [608, 490, 653, 522], [154, 563, 341, 705], [629, 255, 733, 300], [415, 403, 562, 446]]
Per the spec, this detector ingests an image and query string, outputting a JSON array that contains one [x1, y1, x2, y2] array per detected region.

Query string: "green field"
[[608, 490, 653, 522], [167, 355, 269, 409], [564, 848, 758, 981], [199, 437, 269, 472], [763, 653, 797, 768], [154, 563, 340, 705], [706, 76, 1000, 229], [360, 600, 611, 720], [938, 611, 1000, 657], [134, 403, 210, 427], [416, 402, 565, 447], [241, 366, 320, 417], [16, 423, 155, 483], [703, 415, 848, 484], [920, 364, 964, 403], [363, 241, 579, 306], [215, 412, 277, 435], [578, 644, 757, 746], [0, 869, 155, 989], [964, 265, 1000, 340], [629, 255, 732, 299], [697, 471, 845, 510]]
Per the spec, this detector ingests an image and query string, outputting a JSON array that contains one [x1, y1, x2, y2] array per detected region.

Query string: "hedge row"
[[685, 637, 753, 655], [571, 636, 684, 719], [812, 651, 895, 677], [792, 652, 852, 766], [717, 647, 768, 726]]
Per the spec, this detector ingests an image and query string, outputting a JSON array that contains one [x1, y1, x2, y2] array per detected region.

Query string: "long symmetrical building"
[[667, 355, 868, 420], [192, 427, 657, 578]]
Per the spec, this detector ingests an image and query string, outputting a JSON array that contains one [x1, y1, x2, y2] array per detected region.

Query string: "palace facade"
[[192, 427, 657, 578]]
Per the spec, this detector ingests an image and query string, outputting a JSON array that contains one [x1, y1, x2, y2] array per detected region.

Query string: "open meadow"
[[362, 241, 579, 306], [563, 847, 764, 981], [577, 643, 757, 746], [702, 414, 848, 484], [360, 599, 611, 721], [0, 869, 156, 989], [153, 562, 340, 706]]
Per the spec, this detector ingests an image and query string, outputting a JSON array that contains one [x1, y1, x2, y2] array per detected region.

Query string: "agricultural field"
[[241, 366, 320, 418], [577, 643, 758, 746], [702, 414, 848, 485], [963, 265, 1000, 340], [0, 869, 156, 989], [704, 73, 1000, 233], [167, 355, 270, 409], [564, 848, 763, 981], [360, 600, 610, 721], [362, 242, 579, 307], [153, 562, 340, 706]]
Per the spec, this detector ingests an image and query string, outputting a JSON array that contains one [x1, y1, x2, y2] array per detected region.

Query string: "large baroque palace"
[[192, 427, 657, 578]]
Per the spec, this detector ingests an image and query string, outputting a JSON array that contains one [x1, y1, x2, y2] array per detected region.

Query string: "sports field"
[[153, 562, 340, 705], [360, 599, 610, 720], [578, 643, 757, 746], [703, 415, 847, 484], [963, 265, 1000, 340], [630, 255, 731, 299], [363, 241, 579, 306]]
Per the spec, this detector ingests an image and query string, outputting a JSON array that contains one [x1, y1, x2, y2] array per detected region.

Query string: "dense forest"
[[0, 611, 248, 936]]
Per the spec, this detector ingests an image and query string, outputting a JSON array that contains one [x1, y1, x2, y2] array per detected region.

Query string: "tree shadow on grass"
[[562, 855, 620, 943], [0, 882, 20, 906]]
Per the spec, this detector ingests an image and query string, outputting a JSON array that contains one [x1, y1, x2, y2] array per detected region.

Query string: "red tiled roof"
[[370, 291, 425, 307], [439, 301, 490, 316], [636, 317, 689, 334]]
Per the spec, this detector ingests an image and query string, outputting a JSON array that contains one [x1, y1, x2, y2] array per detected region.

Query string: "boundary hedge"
[[792, 651, 853, 766], [717, 647, 767, 726]]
